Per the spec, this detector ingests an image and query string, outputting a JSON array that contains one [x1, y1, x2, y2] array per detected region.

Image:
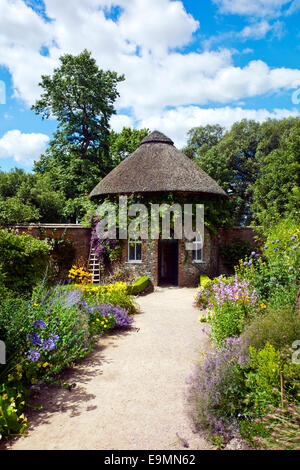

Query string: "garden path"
[[8, 287, 210, 450]]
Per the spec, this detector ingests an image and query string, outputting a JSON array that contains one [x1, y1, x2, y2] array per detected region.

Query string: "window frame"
[[192, 232, 203, 263], [127, 238, 142, 263]]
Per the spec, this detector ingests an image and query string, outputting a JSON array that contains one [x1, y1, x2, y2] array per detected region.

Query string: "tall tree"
[[109, 127, 149, 167], [32, 49, 124, 161], [183, 124, 225, 160], [32, 50, 125, 221], [252, 122, 300, 228]]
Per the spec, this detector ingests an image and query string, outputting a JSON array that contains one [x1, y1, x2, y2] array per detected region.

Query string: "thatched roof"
[[90, 130, 227, 199]]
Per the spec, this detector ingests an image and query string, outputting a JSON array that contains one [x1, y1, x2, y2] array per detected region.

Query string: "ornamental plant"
[[68, 264, 92, 285], [236, 218, 299, 308], [199, 275, 258, 345], [256, 403, 300, 450], [0, 229, 50, 293], [89, 214, 123, 264]]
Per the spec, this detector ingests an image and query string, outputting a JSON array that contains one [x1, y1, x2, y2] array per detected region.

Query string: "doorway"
[[158, 239, 178, 286]]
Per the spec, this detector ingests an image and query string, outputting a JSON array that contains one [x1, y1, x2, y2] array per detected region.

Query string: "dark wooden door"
[[158, 239, 178, 285]]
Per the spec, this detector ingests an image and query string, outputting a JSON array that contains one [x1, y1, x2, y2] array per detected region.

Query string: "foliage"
[[183, 117, 300, 225], [252, 122, 300, 228], [0, 229, 50, 293], [31, 50, 124, 222], [256, 403, 300, 450], [68, 265, 92, 285], [79, 282, 138, 315], [187, 337, 248, 438], [0, 383, 28, 439], [80, 301, 133, 334], [220, 237, 253, 271], [109, 127, 149, 167], [241, 305, 300, 352], [127, 276, 149, 295], [236, 219, 299, 308], [32, 49, 124, 161], [205, 276, 258, 345], [0, 197, 40, 225], [0, 169, 66, 224]]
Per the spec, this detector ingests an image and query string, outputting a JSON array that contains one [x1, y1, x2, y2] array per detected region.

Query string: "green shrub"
[[0, 383, 28, 439], [241, 306, 300, 351], [256, 403, 300, 450], [235, 218, 299, 308], [0, 229, 50, 293], [220, 237, 253, 271], [187, 337, 248, 439], [243, 343, 299, 417], [199, 274, 211, 287], [127, 276, 149, 295]]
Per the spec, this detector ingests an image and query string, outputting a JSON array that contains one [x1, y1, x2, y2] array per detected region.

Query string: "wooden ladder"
[[88, 246, 101, 285]]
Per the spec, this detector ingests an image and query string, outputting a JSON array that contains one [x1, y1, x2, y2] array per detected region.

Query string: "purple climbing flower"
[[26, 348, 41, 362], [33, 320, 46, 329], [42, 338, 56, 351], [28, 333, 42, 345]]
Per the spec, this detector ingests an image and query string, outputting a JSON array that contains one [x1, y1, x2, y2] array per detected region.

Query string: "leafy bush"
[[187, 337, 248, 439], [256, 403, 300, 450], [241, 306, 300, 351], [236, 219, 299, 308], [80, 301, 133, 334], [220, 237, 253, 271], [0, 229, 50, 293], [127, 276, 149, 295], [0, 383, 28, 439], [79, 282, 138, 315], [207, 276, 258, 345]]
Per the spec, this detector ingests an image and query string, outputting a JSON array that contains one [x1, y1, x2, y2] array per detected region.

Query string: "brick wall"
[[14, 224, 258, 285], [15, 224, 92, 264]]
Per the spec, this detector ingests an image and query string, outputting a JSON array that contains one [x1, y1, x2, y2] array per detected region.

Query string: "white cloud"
[[110, 114, 135, 131], [0, 0, 299, 154], [0, 130, 49, 165], [139, 106, 300, 148], [213, 0, 291, 17]]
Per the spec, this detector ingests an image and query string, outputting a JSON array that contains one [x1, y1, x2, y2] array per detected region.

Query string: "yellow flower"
[[260, 304, 267, 309], [2, 393, 8, 400], [34, 303, 39, 307], [20, 401, 25, 406]]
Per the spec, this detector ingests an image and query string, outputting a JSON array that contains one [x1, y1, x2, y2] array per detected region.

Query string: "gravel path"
[[7, 287, 210, 450]]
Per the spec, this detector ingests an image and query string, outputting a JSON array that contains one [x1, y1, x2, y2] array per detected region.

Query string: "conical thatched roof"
[[90, 130, 227, 199]]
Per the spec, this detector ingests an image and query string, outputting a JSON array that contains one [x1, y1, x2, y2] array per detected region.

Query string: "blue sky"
[[1, 0, 300, 171]]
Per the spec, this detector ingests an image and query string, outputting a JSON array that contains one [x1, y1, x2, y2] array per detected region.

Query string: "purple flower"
[[42, 338, 56, 351], [291, 235, 297, 241], [33, 320, 46, 329], [276, 239, 279, 243], [274, 248, 278, 253], [248, 260, 253, 265], [28, 333, 42, 345], [251, 251, 256, 256], [264, 246, 268, 250], [26, 348, 41, 362], [50, 333, 59, 343], [292, 246, 297, 250], [289, 266, 294, 271]]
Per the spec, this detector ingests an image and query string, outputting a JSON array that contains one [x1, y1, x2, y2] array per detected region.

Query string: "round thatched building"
[[90, 130, 227, 286]]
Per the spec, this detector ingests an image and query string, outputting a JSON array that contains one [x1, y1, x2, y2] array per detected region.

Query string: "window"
[[192, 232, 203, 262], [128, 238, 142, 262]]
